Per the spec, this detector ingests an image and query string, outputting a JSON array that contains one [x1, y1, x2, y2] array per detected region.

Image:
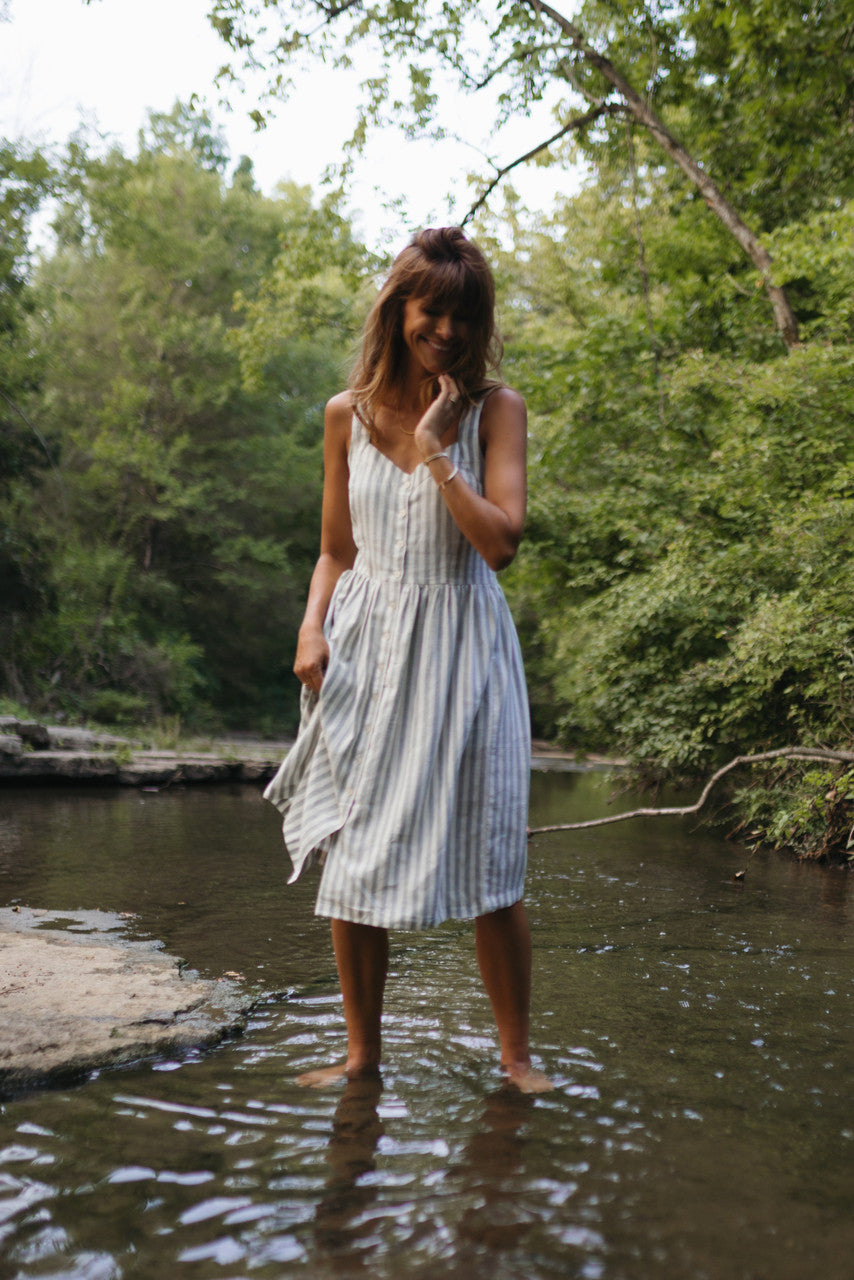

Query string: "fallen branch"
[[527, 746, 854, 836]]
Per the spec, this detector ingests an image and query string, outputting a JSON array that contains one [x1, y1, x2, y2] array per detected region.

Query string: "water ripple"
[[1, 781, 852, 1279]]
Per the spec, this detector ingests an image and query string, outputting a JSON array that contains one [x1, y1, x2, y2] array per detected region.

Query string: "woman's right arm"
[[293, 393, 357, 692]]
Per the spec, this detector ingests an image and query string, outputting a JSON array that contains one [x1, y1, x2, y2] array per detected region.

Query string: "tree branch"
[[462, 101, 614, 225], [527, 747, 854, 836], [471, 41, 568, 92], [317, 0, 362, 21], [303, 1, 363, 43], [524, 0, 800, 351]]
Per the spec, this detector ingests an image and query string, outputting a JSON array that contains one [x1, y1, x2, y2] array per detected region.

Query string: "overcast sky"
[[2, 0, 575, 248]]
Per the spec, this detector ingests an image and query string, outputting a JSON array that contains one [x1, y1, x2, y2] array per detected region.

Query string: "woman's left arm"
[[414, 379, 527, 571]]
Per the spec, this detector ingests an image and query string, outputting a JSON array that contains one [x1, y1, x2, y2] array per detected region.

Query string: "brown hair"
[[349, 227, 503, 431]]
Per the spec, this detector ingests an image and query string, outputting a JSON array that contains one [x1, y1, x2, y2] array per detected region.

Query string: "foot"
[[296, 1059, 381, 1089], [502, 1061, 555, 1093]]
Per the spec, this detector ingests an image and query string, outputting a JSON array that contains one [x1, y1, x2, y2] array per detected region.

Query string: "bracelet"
[[424, 451, 449, 466], [438, 466, 460, 492]]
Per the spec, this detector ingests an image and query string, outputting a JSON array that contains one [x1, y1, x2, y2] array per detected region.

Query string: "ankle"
[[498, 1036, 531, 1072], [345, 1046, 382, 1075]]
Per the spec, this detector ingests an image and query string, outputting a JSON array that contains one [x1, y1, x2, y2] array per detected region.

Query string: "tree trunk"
[[528, 1, 800, 351]]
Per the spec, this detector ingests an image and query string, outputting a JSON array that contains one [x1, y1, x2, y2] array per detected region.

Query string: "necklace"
[[382, 394, 425, 435]]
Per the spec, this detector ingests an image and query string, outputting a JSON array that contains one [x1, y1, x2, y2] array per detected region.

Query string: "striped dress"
[[263, 397, 530, 930]]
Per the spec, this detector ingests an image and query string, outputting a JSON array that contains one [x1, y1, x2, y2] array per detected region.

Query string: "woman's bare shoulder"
[[324, 390, 356, 439], [480, 385, 527, 438], [326, 389, 355, 419]]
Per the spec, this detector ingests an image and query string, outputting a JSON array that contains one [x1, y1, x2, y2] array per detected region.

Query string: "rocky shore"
[[0, 907, 251, 1100], [0, 716, 287, 787], [0, 719, 283, 1097]]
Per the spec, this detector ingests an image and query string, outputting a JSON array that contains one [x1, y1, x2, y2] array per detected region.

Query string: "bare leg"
[[298, 918, 389, 1087], [475, 901, 553, 1093]]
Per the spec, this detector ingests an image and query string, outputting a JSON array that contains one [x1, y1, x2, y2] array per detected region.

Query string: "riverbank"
[[0, 716, 285, 786], [0, 716, 618, 786]]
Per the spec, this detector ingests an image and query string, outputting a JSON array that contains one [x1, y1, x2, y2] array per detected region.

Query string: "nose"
[[435, 312, 455, 340]]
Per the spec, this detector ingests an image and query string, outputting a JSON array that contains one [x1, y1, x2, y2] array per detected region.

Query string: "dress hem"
[[312, 889, 525, 931]]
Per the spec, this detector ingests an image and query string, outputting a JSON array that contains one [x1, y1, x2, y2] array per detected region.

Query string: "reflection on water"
[[0, 773, 852, 1279], [312, 1076, 385, 1272], [453, 1088, 539, 1259]]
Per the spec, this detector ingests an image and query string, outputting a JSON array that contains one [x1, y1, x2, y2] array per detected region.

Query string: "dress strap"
[[349, 411, 370, 461], [454, 396, 488, 481]]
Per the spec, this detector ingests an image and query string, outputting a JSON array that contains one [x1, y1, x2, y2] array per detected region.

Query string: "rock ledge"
[[0, 908, 251, 1099], [0, 717, 287, 787]]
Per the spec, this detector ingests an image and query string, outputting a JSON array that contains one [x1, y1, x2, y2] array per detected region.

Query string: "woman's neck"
[[390, 366, 434, 415]]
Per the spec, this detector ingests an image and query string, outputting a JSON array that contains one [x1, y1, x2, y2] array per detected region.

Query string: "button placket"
[[393, 472, 411, 582]]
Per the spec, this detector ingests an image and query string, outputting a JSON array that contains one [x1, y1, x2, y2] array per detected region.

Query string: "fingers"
[[437, 374, 461, 405], [295, 658, 325, 691], [294, 642, 329, 692], [414, 378, 462, 457]]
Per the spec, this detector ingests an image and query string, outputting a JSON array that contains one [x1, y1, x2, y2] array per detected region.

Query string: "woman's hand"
[[414, 374, 462, 460], [418, 385, 527, 572], [294, 626, 329, 693]]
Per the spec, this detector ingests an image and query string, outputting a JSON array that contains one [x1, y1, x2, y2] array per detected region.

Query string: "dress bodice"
[[347, 400, 492, 587]]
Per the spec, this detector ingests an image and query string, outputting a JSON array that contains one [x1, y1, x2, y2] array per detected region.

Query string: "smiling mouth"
[[422, 337, 453, 354]]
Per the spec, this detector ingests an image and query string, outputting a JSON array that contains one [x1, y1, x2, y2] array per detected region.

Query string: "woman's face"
[[401, 296, 469, 376]]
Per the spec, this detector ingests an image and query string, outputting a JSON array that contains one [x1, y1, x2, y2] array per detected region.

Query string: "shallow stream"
[[1, 773, 852, 1278]]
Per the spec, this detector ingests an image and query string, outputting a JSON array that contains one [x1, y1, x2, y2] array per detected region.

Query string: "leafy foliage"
[[488, 174, 853, 858], [0, 139, 57, 693], [4, 109, 372, 729]]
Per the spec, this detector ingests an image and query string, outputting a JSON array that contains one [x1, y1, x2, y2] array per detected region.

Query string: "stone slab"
[[0, 908, 251, 1098], [0, 747, 287, 787]]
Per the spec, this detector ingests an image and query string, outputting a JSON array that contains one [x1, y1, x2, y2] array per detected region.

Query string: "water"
[[1, 774, 852, 1279]]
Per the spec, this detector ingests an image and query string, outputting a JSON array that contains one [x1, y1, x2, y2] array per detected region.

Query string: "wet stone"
[[0, 907, 251, 1099]]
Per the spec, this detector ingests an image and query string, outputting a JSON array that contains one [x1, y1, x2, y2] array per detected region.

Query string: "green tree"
[[0, 138, 57, 697], [14, 108, 371, 727], [483, 174, 853, 857]]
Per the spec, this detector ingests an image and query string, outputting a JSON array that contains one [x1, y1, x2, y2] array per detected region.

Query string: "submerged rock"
[[0, 907, 251, 1098]]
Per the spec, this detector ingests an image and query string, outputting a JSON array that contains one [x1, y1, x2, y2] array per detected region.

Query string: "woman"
[[265, 227, 551, 1092]]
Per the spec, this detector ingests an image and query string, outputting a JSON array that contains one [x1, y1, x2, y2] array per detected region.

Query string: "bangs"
[[411, 258, 489, 323]]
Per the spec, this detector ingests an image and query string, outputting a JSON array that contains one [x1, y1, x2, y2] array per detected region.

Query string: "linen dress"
[[263, 396, 530, 930]]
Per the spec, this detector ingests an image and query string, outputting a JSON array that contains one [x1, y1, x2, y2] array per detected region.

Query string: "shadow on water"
[[0, 771, 852, 1278]]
